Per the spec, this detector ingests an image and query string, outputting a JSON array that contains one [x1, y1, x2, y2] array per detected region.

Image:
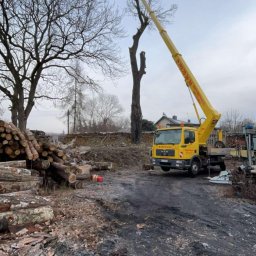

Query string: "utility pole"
[[67, 110, 70, 134], [73, 79, 77, 133]]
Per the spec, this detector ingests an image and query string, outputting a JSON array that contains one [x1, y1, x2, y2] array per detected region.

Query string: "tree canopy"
[[0, 0, 123, 130]]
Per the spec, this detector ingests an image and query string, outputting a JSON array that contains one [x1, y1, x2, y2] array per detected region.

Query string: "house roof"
[[154, 116, 180, 125], [154, 115, 198, 128]]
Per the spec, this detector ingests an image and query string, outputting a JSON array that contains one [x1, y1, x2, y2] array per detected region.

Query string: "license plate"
[[161, 159, 168, 163]]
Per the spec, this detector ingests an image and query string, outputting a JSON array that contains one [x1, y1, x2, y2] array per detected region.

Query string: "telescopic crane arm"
[[140, 0, 221, 145]]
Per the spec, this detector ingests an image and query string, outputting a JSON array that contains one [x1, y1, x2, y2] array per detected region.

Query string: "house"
[[155, 114, 191, 129]]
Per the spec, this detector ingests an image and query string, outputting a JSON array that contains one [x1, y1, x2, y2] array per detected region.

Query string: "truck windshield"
[[154, 129, 182, 145]]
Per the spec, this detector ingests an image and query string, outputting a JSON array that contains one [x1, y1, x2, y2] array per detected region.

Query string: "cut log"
[[76, 164, 92, 175], [4, 146, 13, 156], [50, 162, 76, 184], [54, 149, 64, 157], [0, 190, 51, 212], [27, 159, 50, 170], [24, 145, 33, 160], [13, 134, 20, 141], [28, 141, 39, 160], [92, 161, 113, 171], [0, 205, 54, 228], [76, 173, 91, 180], [5, 134, 12, 141], [51, 154, 64, 164], [32, 139, 41, 151], [0, 179, 42, 194], [2, 140, 8, 145], [49, 144, 56, 151], [0, 160, 27, 168], [41, 151, 48, 157], [5, 127, 11, 133], [14, 149, 21, 156], [8, 140, 14, 146], [25, 129, 35, 141], [0, 167, 37, 182], [47, 156, 53, 163]]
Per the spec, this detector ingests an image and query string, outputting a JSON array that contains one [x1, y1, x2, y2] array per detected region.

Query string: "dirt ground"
[[1, 146, 256, 255]]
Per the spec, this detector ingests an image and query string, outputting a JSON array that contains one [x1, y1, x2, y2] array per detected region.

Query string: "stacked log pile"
[[0, 120, 112, 191]]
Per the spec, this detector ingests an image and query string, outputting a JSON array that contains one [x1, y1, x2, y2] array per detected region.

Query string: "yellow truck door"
[[182, 129, 198, 159]]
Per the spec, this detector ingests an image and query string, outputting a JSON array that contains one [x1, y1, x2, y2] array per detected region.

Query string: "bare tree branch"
[[0, 0, 124, 130]]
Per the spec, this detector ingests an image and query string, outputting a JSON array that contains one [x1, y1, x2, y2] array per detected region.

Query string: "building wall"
[[156, 118, 171, 129]]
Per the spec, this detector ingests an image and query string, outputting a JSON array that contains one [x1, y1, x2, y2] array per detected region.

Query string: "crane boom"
[[140, 0, 220, 145]]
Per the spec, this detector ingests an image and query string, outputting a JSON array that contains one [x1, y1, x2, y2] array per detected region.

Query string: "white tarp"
[[209, 170, 232, 185]]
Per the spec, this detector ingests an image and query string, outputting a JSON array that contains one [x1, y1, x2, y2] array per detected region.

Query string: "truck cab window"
[[184, 130, 195, 144]]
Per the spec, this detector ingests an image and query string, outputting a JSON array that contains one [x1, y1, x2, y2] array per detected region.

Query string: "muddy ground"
[[1, 146, 256, 256]]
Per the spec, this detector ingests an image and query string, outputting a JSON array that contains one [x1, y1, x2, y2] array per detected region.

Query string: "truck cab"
[[151, 127, 199, 172], [151, 126, 226, 175]]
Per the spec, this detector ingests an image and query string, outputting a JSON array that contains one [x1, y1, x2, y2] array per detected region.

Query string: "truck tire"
[[161, 166, 171, 172], [188, 160, 200, 177], [214, 141, 225, 148]]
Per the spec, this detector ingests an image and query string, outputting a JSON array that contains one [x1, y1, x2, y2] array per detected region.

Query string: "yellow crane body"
[[141, 0, 226, 175]]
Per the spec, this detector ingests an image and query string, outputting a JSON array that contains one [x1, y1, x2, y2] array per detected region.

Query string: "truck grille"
[[156, 149, 175, 157]]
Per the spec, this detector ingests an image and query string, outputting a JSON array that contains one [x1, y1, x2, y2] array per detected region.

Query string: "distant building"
[[155, 115, 192, 129]]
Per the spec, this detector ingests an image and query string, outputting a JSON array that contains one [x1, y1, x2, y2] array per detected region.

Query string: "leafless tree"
[[59, 61, 101, 133], [84, 93, 124, 132], [220, 109, 254, 133], [0, 0, 123, 131], [128, 0, 177, 143]]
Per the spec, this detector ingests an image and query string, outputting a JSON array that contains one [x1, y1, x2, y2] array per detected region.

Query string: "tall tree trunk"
[[11, 102, 18, 126], [129, 0, 148, 144], [17, 108, 27, 132], [130, 47, 146, 144]]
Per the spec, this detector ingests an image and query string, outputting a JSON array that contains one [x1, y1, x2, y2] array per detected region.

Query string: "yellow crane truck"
[[141, 0, 227, 176]]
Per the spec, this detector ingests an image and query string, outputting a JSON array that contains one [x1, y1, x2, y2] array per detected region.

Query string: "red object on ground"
[[97, 176, 103, 182]]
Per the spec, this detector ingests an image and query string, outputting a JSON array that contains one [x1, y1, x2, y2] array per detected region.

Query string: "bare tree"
[[84, 93, 124, 132], [0, 0, 123, 131], [220, 109, 254, 133], [59, 61, 100, 133], [128, 0, 176, 143]]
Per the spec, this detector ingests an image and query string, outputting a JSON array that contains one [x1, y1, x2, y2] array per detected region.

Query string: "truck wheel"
[[214, 141, 225, 148], [188, 161, 200, 177], [220, 162, 226, 171], [161, 166, 171, 172]]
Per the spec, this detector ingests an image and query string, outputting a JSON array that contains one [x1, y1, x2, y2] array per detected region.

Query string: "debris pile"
[[232, 168, 256, 200]]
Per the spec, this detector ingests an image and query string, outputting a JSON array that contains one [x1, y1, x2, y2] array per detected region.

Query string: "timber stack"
[[0, 120, 112, 193], [0, 120, 76, 189]]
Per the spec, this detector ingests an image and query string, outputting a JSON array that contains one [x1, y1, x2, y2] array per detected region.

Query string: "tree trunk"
[[130, 49, 146, 144], [129, 2, 148, 144], [11, 103, 18, 127], [131, 101, 142, 144], [17, 102, 27, 132]]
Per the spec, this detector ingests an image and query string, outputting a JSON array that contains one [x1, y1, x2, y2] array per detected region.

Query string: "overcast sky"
[[3, 0, 256, 133]]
